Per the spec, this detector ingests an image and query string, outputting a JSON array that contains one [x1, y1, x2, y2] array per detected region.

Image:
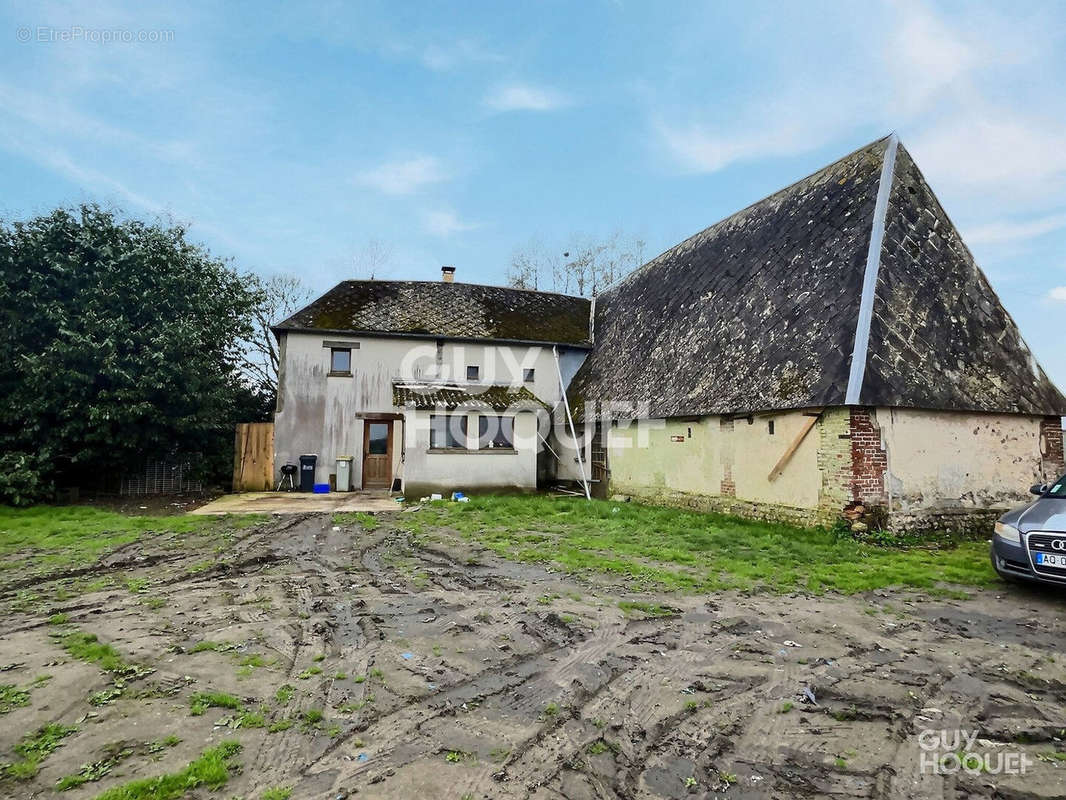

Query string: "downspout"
[[553, 345, 591, 501]]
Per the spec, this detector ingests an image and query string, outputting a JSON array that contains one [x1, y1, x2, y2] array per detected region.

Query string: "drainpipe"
[[553, 345, 591, 501]]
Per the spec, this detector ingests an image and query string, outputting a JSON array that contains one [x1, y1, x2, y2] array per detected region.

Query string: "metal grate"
[[120, 458, 203, 495]]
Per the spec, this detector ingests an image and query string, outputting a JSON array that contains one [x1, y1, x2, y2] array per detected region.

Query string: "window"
[[466, 365, 480, 381], [430, 414, 466, 449], [478, 415, 514, 449], [330, 348, 351, 375], [523, 368, 535, 383], [768, 420, 775, 435]]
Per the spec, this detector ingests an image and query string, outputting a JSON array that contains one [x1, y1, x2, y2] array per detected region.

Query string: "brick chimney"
[[441, 265, 455, 283]]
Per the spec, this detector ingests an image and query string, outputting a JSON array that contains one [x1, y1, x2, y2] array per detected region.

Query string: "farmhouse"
[[272, 135, 1066, 531]]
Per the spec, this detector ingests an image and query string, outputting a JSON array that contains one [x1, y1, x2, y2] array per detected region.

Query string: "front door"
[[362, 420, 393, 488]]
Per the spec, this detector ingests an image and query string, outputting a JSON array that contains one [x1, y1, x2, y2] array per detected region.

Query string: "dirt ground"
[[2, 513, 1066, 799]]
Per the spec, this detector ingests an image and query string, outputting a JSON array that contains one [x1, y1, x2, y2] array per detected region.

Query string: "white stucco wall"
[[273, 330, 584, 490], [877, 408, 1044, 509]]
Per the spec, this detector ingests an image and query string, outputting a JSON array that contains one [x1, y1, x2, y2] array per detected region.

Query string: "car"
[[991, 477, 1066, 587]]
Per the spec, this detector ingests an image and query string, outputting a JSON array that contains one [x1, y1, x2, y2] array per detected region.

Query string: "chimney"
[[441, 265, 455, 283]]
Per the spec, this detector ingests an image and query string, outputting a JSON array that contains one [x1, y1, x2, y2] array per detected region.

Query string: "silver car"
[[991, 478, 1066, 586]]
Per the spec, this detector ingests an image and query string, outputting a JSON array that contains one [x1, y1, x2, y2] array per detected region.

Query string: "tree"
[[506, 232, 645, 296], [0, 204, 264, 503], [242, 273, 314, 404]]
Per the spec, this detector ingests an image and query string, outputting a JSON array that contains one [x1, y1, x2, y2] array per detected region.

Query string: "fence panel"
[[233, 423, 275, 491]]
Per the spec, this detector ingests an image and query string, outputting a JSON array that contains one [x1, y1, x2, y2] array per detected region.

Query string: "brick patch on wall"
[[849, 408, 887, 504], [1040, 416, 1065, 480], [720, 417, 736, 496]]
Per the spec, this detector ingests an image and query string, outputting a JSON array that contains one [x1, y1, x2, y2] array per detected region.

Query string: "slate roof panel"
[[276, 281, 592, 347]]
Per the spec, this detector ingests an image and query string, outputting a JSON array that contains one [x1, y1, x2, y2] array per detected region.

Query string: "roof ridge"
[[337, 278, 588, 301], [594, 134, 894, 298], [845, 133, 899, 404]]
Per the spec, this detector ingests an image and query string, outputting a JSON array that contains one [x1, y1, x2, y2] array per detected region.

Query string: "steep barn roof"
[[569, 136, 1066, 418], [275, 281, 592, 347]]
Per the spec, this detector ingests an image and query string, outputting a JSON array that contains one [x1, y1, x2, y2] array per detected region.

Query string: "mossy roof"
[[275, 280, 591, 347]]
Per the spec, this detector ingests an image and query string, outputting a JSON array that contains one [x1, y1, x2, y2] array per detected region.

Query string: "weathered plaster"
[[274, 330, 580, 491], [877, 408, 1044, 510]]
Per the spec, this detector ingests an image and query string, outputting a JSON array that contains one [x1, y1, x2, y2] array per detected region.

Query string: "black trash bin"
[[298, 454, 318, 492]]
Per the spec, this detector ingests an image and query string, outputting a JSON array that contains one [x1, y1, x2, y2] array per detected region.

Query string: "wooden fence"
[[233, 423, 275, 491]]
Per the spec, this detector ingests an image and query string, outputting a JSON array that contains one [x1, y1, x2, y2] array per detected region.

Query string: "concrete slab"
[[188, 490, 399, 515]]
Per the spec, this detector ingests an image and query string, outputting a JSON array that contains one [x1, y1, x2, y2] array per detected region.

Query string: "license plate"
[[1035, 552, 1066, 568]]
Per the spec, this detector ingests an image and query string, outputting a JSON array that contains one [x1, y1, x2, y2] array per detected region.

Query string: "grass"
[[333, 511, 379, 530], [86, 740, 241, 800], [0, 683, 31, 713], [274, 684, 295, 705], [618, 600, 676, 617], [189, 691, 243, 716], [4, 722, 78, 780], [0, 507, 217, 572], [261, 789, 292, 800], [55, 736, 181, 791], [402, 495, 997, 594], [58, 631, 151, 679]]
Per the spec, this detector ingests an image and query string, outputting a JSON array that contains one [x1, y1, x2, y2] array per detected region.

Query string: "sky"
[[2, 0, 1066, 385]]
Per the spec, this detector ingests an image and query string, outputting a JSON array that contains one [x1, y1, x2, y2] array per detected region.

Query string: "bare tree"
[[353, 238, 393, 280], [242, 273, 314, 400], [506, 231, 645, 296]]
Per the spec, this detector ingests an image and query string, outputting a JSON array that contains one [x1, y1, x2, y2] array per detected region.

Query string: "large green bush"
[[0, 204, 268, 504]]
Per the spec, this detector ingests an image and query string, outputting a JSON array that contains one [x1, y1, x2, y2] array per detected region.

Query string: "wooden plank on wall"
[[233, 422, 275, 491], [767, 410, 821, 482]]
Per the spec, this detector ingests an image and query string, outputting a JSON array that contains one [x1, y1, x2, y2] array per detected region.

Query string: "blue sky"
[[3, 1, 1066, 385]]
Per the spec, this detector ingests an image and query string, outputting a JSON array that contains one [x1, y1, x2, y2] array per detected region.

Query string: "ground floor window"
[[478, 415, 514, 449], [430, 414, 466, 449]]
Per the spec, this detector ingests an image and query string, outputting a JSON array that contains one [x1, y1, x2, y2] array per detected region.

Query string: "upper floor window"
[[466, 365, 480, 381], [523, 368, 535, 383], [330, 348, 351, 375]]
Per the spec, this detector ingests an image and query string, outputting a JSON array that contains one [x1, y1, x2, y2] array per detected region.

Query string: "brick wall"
[[849, 408, 887, 504], [1040, 416, 1065, 480], [816, 408, 852, 512], [720, 417, 735, 496]]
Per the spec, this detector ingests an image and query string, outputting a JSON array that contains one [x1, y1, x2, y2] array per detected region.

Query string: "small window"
[[430, 414, 466, 449], [768, 420, 775, 435], [478, 415, 514, 449], [330, 348, 351, 375], [523, 368, 535, 382], [466, 365, 480, 381]]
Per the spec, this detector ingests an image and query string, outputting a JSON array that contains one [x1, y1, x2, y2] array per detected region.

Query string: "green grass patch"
[[0, 683, 31, 714], [618, 600, 676, 618], [261, 788, 293, 800], [86, 740, 241, 800], [58, 631, 151, 679], [189, 691, 243, 716], [4, 722, 78, 780], [48, 613, 70, 625], [333, 511, 379, 530], [403, 495, 997, 594]]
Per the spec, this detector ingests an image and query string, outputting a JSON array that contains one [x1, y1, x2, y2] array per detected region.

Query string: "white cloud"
[[886, 0, 979, 114], [965, 212, 1066, 245], [424, 209, 478, 236], [484, 83, 571, 112], [1046, 287, 1066, 302], [357, 156, 449, 195], [908, 115, 1066, 202]]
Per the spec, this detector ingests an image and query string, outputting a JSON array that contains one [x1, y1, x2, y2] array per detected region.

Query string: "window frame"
[[477, 414, 514, 450], [466, 365, 480, 382], [329, 347, 352, 376], [429, 414, 467, 450], [522, 368, 535, 383]]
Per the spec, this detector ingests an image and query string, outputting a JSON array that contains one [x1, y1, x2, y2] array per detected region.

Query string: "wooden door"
[[590, 422, 609, 499], [362, 420, 393, 488]]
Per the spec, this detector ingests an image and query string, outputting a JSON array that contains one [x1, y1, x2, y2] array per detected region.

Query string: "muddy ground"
[[2, 513, 1066, 799]]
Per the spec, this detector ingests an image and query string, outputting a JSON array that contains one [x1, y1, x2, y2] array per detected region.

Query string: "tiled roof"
[[568, 136, 1066, 417], [275, 281, 592, 347], [393, 383, 547, 411]]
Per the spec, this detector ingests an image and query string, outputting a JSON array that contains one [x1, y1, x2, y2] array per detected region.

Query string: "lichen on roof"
[[275, 280, 592, 347]]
